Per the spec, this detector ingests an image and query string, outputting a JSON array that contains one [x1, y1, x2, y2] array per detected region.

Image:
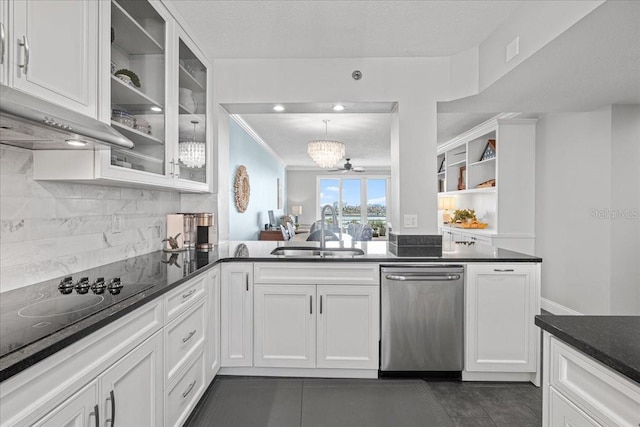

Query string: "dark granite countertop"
[[220, 240, 543, 263], [0, 241, 541, 383], [535, 315, 640, 384]]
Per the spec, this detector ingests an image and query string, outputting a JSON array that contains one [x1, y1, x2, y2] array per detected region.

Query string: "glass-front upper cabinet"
[[174, 32, 208, 187], [109, 0, 167, 178]]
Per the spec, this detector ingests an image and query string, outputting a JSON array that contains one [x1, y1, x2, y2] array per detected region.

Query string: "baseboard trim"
[[541, 298, 582, 315], [218, 367, 378, 379], [462, 371, 536, 384]]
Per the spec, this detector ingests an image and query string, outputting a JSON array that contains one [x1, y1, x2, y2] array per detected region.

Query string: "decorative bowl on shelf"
[[455, 222, 488, 229]]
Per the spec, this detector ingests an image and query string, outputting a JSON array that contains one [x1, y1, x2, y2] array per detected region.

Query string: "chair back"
[[280, 224, 291, 241]]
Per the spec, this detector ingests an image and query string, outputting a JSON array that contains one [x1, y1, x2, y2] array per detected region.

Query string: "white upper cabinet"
[[31, 0, 212, 193], [0, 1, 8, 85], [8, 0, 99, 118]]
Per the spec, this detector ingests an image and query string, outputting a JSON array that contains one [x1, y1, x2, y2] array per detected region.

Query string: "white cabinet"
[[221, 263, 253, 367], [30, 0, 213, 193], [316, 285, 379, 369], [437, 116, 537, 254], [31, 382, 99, 427], [0, 1, 8, 85], [205, 266, 221, 383], [253, 283, 380, 371], [542, 333, 640, 427], [465, 263, 539, 381], [99, 331, 164, 427], [549, 388, 601, 427], [165, 349, 206, 427], [7, 0, 98, 118], [254, 284, 316, 368], [31, 331, 164, 427]]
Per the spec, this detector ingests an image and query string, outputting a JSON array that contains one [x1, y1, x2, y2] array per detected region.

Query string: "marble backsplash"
[[0, 145, 182, 292]]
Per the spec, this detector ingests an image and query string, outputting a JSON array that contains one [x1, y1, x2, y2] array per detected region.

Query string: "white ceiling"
[[171, 1, 521, 59], [172, 1, 639, 169]]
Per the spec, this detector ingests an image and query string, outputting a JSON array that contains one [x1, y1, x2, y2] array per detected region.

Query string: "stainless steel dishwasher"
[[380, 265, 464, 373]]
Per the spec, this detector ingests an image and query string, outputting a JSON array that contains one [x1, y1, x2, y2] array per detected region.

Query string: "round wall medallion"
[[234, 165, 250, 213]]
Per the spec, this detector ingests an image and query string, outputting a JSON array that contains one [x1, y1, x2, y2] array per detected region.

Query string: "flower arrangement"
[[451, 208, 476, 223]]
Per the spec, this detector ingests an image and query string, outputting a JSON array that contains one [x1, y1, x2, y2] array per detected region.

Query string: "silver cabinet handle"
[[245, 273, 249, 291], [182, 380, 196, 398], [18, 35, 29, 74], [320, 295, 323, 314], [0, 24, 5, 64], [182, 288, 196, 300], [90, 404, 99, 427], [310, 295, 312, 314], [493, 269, 515, 272], [106, 390, 116, 427], [182, 329, 196, 343], [385, 274, 461, 281]]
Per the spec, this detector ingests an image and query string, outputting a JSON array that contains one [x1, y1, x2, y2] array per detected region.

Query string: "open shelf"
[[112, 0, 163, 55], [469, 157, 496, 167], [111, 121, 164, 145], [111, 75, 163, 111], [179, 64, 205, 92], [438, 187, 497, 196], [112, 148, 164, 165], [448, 159, 466, 167]]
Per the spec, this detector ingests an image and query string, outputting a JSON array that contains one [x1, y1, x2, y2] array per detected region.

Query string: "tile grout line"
[[300, 378, 305, 427]]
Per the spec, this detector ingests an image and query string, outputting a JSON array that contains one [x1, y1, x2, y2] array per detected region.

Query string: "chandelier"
[[179, 121, 206, 169], [307, 120, 345, 168]]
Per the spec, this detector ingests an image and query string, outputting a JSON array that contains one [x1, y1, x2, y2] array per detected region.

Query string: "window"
[[317, 176, 389, 231]]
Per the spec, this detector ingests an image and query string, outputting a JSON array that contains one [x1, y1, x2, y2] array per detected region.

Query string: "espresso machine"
[[195, 213, 215, 251]]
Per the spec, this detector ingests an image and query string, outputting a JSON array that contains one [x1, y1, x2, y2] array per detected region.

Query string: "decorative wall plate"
[[234, 165, 250, 212]]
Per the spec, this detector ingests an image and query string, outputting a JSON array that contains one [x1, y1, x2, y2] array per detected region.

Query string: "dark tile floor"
[[185, 377, 542, 427]]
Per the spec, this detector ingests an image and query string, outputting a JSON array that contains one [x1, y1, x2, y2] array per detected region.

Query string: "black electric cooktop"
[[0, 253, 168, 358]]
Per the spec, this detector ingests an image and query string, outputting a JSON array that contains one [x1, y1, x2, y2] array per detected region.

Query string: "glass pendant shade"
[[307, 120, 345, 168], [307, 140, 345, 168], [179, 121, 206, 168]]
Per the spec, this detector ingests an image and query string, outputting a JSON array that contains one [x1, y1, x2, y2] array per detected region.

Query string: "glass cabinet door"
[[109, 0, 167, 176], [176, 36, 207, 184]]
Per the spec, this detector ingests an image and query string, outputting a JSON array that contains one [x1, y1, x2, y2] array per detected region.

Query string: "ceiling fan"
[[330, 158, 366, 173]]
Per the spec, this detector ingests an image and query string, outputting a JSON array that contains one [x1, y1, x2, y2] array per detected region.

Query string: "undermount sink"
[[270, 247, 365, 258]]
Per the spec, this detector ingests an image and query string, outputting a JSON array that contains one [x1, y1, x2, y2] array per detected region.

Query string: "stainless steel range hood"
[[0, 85, 134, 150]]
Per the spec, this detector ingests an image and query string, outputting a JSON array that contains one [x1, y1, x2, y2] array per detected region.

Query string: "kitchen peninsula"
[[0, 241, 541, 426]]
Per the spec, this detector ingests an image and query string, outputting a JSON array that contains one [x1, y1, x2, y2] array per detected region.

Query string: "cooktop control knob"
[[75, 277, 90, 294], [58, 277, 74, 294], [107, 277, 123, 295], [91, 277, 106, 294]]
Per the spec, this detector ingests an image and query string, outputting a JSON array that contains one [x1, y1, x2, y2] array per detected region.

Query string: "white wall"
[[535, 105, 640, 314], [213, 57, 450, 238]]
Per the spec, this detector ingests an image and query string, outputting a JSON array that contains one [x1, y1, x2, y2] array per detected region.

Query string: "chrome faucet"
[[320, 204, 342, 249]]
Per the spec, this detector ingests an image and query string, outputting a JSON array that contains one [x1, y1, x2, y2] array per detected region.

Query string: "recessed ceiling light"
[[332, 104, 345, 112], [150, 106, 162, 112], [66, 139, 87, 147], [273, 105, 285, 112]]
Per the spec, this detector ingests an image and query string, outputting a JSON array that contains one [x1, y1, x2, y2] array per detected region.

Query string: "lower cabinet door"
[[165, 350, 206, 427], [254, 284, 316, 368], [550, 388, 602, 427], [31, 382, 99, 427], [99, 332, 164, 427], [221, 263, 253, 367], [317, 285, 379, 369], [465, 264, 537, 372]]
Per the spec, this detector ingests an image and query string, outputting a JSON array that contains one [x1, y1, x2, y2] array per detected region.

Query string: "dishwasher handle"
[[385, 274, 461, 281]]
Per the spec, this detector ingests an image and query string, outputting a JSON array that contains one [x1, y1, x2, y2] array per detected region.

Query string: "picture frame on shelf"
[[480, 139, 496, 161], [438, 157, 445, 173], [438, 178, 445, 193], [458, 166, 466, 190]]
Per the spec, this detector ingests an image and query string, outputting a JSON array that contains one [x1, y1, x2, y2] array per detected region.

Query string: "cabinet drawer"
[[165, 275, 207, 322], [550, 337, 640, 426], [165, 298, 206, 383], [549, 387, 601, 427], [254, 263, 379, 285], [165, 350, 206, 427]]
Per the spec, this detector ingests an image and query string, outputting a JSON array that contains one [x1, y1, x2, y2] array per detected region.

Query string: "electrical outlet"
[[112, 215, 123, 233], [403, 214, 418, 228]]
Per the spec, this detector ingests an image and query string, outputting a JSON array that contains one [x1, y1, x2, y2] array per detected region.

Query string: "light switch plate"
[[403, 214, 418, 228]]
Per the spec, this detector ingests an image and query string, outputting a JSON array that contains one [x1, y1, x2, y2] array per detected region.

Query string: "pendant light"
[[179, 120, 206, 169], [307, 120, 345, 168]]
